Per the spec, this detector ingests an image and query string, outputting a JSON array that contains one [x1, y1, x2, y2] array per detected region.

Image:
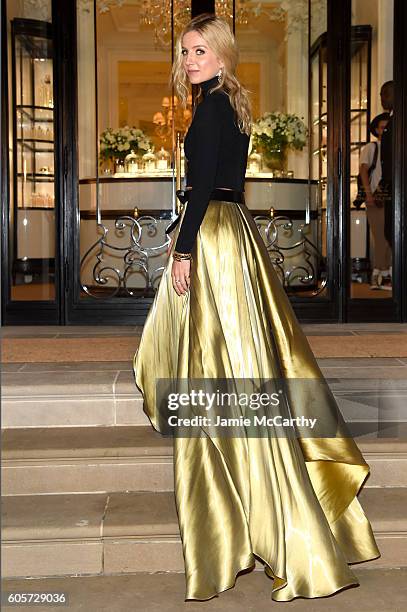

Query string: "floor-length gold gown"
[[133, 196, 380, 602]]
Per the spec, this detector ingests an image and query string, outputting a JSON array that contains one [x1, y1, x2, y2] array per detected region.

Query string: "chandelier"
[[140, 1, 326, 48], [78, 1, 325, 48], [140, 1, 285, 48]]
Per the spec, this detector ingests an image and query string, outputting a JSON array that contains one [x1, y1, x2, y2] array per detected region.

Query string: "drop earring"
[[217, 68, 223, 83]]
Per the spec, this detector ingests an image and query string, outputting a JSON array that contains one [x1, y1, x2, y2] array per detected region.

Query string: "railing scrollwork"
[[80, 208, 170, 298], [254, 206, 327, 296]]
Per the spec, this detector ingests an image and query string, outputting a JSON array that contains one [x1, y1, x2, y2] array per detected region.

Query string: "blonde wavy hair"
[[169, 13, 252, 136]]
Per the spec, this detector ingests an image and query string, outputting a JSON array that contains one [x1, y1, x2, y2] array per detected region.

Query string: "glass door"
[[67, 0, 188, 323], [234, 1, 332, 304], [2, 1, 61, 323], [232, 0, 338, 321], [347, 0, 398, 320]]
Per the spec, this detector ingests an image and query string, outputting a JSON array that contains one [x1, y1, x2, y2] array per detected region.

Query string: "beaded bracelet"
[[173, 251, 192, 261]]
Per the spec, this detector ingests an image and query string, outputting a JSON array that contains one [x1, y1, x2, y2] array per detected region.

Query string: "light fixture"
[[139, 1, 327, 48], [77, 1, 326, 49], [139, 1, 285, 48]]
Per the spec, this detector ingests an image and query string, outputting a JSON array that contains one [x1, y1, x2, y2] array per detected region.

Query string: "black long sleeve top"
[[172, 75, 250, 254]]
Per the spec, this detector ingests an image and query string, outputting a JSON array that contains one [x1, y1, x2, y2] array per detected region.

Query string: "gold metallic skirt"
[[133, 198, 380, 602]]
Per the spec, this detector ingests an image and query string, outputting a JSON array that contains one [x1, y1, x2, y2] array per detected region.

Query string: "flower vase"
[[100, 157, 114, 176], [263, 147, 287, 173]]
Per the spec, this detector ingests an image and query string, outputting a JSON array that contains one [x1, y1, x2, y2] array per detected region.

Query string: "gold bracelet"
[[173, 251, 192, 261]]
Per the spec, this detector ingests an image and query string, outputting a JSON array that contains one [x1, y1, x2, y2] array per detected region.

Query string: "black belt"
[[176, 188, 245, 205]]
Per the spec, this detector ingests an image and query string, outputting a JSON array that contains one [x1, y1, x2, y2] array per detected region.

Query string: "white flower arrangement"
[[99, 126, 152, 162], [252, 111, 308, 153]]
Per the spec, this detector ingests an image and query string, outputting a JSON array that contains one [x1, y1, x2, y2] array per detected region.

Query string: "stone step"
[[356, 437, 407, 487], [3, 361, 407, 430], [2, 488, 407, 579], [1, 366, 148, 428], [1, 426, 173, 495], [2, 426, 407, 496]]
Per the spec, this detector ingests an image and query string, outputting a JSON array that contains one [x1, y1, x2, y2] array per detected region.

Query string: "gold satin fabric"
[[133, 199, 380, 602]]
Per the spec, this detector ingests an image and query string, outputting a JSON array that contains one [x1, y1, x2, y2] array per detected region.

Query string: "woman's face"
[[181, 30, 223, 86]]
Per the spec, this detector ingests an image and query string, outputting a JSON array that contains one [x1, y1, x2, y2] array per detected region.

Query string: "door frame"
[[343, 0, 407, 322], [394, 0, 407, 322], [1, 0, 8, 326], [63, 0, 348, 325], [282, 0, 350, 322], [61, 0, 155, 325]]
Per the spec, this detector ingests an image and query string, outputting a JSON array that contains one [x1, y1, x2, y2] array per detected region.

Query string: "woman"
[[359, 113, 392, 290], [134, 13, 380, 602]]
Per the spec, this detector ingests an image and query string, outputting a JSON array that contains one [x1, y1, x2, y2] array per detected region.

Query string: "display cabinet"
[[310, 32, 328, 208], [310, 26, 372, 205], [349, 25, 372, 207], [349, 26, 372, 283], [310, 26, 372, 282], [10, 18, 56, 292]]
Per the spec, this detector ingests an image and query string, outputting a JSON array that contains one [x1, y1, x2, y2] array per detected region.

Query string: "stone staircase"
[[2, 361, 407, 580]]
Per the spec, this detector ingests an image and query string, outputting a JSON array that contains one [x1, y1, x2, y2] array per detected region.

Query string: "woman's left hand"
[[171, 259, 191, 296]]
